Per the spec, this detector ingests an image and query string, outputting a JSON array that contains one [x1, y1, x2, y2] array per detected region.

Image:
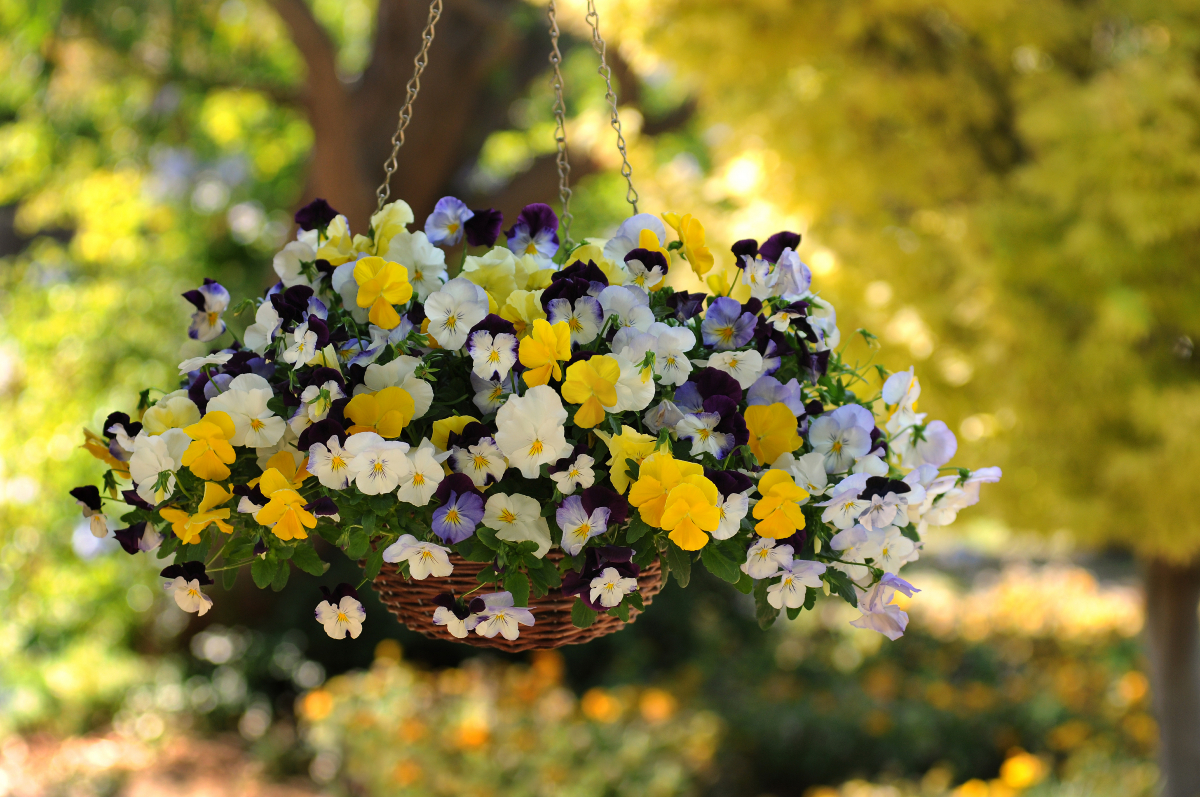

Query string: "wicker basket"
[[372, 552, 663, 653]]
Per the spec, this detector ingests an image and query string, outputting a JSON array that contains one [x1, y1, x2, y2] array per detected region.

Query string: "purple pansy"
[[731, 238, 759, 264], [758, 230, 802, 263], [294, 199, 339, 232], [183, 279, 230, 342], [464, 208, 504, 247], [505, 203, 559, 259], [704, 468, 753, 497], [747, 375, 806, 416], [432, 491, 485, 543], [666, 291, 705, 322], [425, 196, 474, 247], [581, 485, 628, 525], [540, 259, 608, 309], [702, 296, 757, 350], [160, 560, 213, 585], [113, 521, 162, 555]]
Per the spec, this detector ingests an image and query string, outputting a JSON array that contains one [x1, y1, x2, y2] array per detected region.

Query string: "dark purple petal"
[[742, 297, 763, 316], [702, 395, 737, 418], [161, 561, 213, 585], [469, 314, 517, 341], [692, 367, 743, 404], [433, 473, 482, 504], [319, 582, 360, 603], [232, 483, 268, 506], [465, 208, 504, 247], [433, 592, 455, 610], [70, 486, 102, 512], [861, 476, 910, 501], [307, 315, 331, 349], [181, 289, 206, 311], [704, 468, 753, 497], [580, 486, 628, 525], [556, 259, 608, 285], [113, 522, 147, 555], [304, 497, 341, 516], [122, 489, 153, 511], [624, 247, 669, 272], [715, 411, 749, 448], [446, 422, 489, 452], [759, 231, 802, 263], [103, 412, 133, 440], [666, 291, 705, 322], [805, 400, 825, 417], [508, 203, 559, 240], [305, 366, 346, 391], [731, 239, 759, 263], [295, 199, 339, 231], [869, 426, 889, 457], [298, 419, 347, 453]]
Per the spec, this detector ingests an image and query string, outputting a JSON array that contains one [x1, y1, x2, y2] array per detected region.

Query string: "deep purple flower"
[[505, 203, 560, 259], [306, 314, 331, 349], [271, 285, 317, 326], [468, 313, 518, 344], [304, 496, 341, 516], [715, 410, 749, 449], [747, 375, 805, 416], [425, 197, 474, 247], [465, 208, 504, 247], [805, 399, 825, 418], [758, 230, 802, 263], [446, 422, 490, 452], [541, 260, 608, 309], [294, 198, 339, 231], [666, 291, 705, 322], [121, 489, 153, 511], [298, 418, 347, 453], [691, 367, 743, 405], [103, 412, 141, 442], [869, 426, 889, 457], [70, 486, 102, 513], [704, 468, 753, 497], [223, 350, 275, 381], [742, 297, 763, 317], [580, 485, 629, 525], [702, 297, 757, 350], [160, 560, 213, 585], [434, 473, 482, 505], [232, 483, 268, 509], [305, 366, 347, 391], [319, 582, 360, 604], [113, 522, 148, 555], [731, 238, 759, 264], [861, 476, 910, 501], [432, 491, 485, 543]]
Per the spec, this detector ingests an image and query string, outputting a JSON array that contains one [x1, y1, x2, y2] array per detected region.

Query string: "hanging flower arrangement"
[[70, 0, 1000, 651]]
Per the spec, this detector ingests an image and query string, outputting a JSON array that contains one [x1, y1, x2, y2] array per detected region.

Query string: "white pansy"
[[281, 320, 319, 366], [244, 300, 283, 353], [315, 596, 366, 639], [550, 454, 595, 496], [382, 533, 453, 579], [473, 592, 535, 640], [547, 297, 604, 345], [470, 371, 513, 414], [712, 492, 750, 540], [773, 451, 828, 497], [809, 404, 873, 473], [206, 374, 285, 448], [424, 277, 489, 350], [653, 326, 696, 386], [332, 260, 370, 324], [598, 285, 654, 331], [452, 438, 508, 487], [165, 577, 213, 616], [828, 525, 873, 583], [557, 497, 610, 556], [360, 355, 434, 420], [706, 349, 764, 390], [742, 539, 794, 580], [861, 525, 918, 573], [130, 428, 190, 505], [273, 239, 317, 287], [308, 435, 353, 490], [482, 493, 552, 558], [178, 352, 232, 375], [493, 385, 571, 478], [604, 354, 656, 414], [767, 558, 827, 609], [850, 574, 919, 640], [396, 441, 447, 506], [741, 257, 778, 300], [468, 331, 518, 381], [344, 432, 411, 494], [589, 567, 638, 608], [820, 489, 870, 530], [602, 213, 668, 263]]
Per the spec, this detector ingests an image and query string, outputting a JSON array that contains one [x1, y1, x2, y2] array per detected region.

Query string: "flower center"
[[207, 311, 219, 325], [373, 462, 386, 474], [529, 439, 544, 456], [250, 418, 265, 431], [525, 242, 538, 255], [488, 350, 501, 363], [445, 314, 459, 330], [831, 440, 843, 453], [331, 456, 346, 470], [337, 611, 348, 623], [412, 472, 425, 486], [473, 455, 489, 469], [568, 317, 583, 332], [447, 222, 460, 234], [445, 508, 461, 524], [500, 509, 517, 524]]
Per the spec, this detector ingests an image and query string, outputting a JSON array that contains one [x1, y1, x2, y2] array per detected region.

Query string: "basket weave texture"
[[372, 552, 663, 653]]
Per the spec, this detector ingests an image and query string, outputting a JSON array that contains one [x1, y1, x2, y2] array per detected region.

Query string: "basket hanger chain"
[[548, 0, 574, 246], [584, 0, 638, 214], [375, 0, 444, 214]]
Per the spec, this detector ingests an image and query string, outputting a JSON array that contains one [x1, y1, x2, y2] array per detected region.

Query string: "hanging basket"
[[371, 552, 663, 653]]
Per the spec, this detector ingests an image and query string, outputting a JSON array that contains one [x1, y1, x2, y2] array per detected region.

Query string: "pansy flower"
[[396, 440, 447, 507], [181, 411, 238, 481], [432, 593, 487, 638], [382, 533, 454, 579], [160, 482, 234, 544], [623, 247, 668, 291], [505, 203, 559, 261], [662, 212, 715, 277], [207, 373, 285, 448], [161, 561, 214, 616], [243, 301, 283, 354], [129, 428, 190, 505], [308, 434, 353, 490], [766, 558, 827, 609], [517, 319, 571, 387], [742, 539, 794, 580], [424, 196, 474, 246], [547, 296, 604, 345], [603, 213, 669, 263], [493, 385, 571, 478], [557, 495, 611, 556], [666, 291, 705, 322], [701, 297, 757, 350], [706, 349, 764, 390], [653, 327, 696, 386], [464, 207, 504, 248], [294, 198, 339, 232], [431, 489, 485, 543], [752, 470, 810, 539], [344, 386, 415, 438], [589, 566, 638, 608], [675, 412, 736, 459], [561, 355, 621, 429], [354, 256, 413, 330], [470, 371, 515, 414], [451, 437, 507, 487], [70, 486, 109, 537], [253, 468, 318, 541], [384, 230, 447, 300], [850, 574, 920, 640], [344, 432, 411, 494], [659, 477, 722, 551], [424, 277, 489, 350], [745, 403, 802, 467], [183, 279, 230, 342], [468, 329, 518, 381], [482, 493, 552, 557], [315, 583, 366, 639], [472, 592, 535, 640], [113, 521, 163, 555], [809, 404, 874, 473], [747, 375, 805, 416], [550, 453, 595, 496]]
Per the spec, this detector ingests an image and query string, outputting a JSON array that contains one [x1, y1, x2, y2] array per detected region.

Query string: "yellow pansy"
[[141, 395, 202, 435], [663, 212, 716, 277], [745, 403, 803, 466], [370, 200, 415, 255], [660, 477, 721, 551], [181, 411, 238, 481], [596, 425, 666, 494], [431, 415, 479, 451], [315, 215, 355, 265], [706, 265, 753, 302], [561, 355, 621, 429], [255, 450, 310, 490], [518, 319, 571, 387], [354, 256, 413, 330], [254, 468, 317, 541], [462, 247, 522, 306], [752, 470, 809, 538], [628, 452, 705, 527], [499, 290, 547, 338], [344, 387, 415, 438], [159, 482, 234, 544]]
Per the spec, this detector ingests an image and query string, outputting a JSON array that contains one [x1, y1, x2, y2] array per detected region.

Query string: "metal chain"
[[375, 0, 444, 213], [547, 0, 573, 246], [584, 0, 638, 213]]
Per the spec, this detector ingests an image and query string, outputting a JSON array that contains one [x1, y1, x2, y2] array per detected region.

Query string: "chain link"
[[547, 0, 573, 247], [375, 0, 444, 213], [584, 0, 638, 214]]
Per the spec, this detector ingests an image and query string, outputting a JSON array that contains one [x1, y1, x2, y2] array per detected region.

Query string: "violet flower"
[[432, 491, 485, 543], [425, 197, 474, 247], [702, 296, 757, 350], [505, 203, 559, 259], [294, 198, 340, 232], [464, 208, 504, 247]]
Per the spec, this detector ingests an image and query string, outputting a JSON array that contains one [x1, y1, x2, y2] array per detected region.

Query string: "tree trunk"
[[1144, 556, 1200, 797]]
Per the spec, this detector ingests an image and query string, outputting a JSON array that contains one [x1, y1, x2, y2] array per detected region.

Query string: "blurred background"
[[1, 0, 1199, 795]]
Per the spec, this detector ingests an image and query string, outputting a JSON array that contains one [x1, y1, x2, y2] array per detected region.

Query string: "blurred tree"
[[605, 1, 1200, 793]]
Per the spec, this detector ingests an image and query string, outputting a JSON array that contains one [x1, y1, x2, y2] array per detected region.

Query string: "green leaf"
[[665, 542, 691, 588], [803, 586, 817, 611], [346, 530, 371, 560], [251, 557, 277, 589], [700, 545, 741, 584], [271, 560, 290, 591], [824, 569, 859, 608], [477, 565, 499, 584], [276, 544, 294, 560], [899, 524, 920, 542], [361, 512, 377, 536], [504, 571, 530, 607], [628, 590, 644, 611], [222, 566, 239, 591], [786, 605, 802, 620], [290, 544, 328, 577], [458, 539, 495, 562], [369, 494, 395, 514], [362, 549, 384, 582], [608, 601, 630, 622], [754, 578, 780, 630], [625, 514, 652, 544], [734, 570, 754, 595], [571, 600, 597, 628], [475, 524, 500, 550]]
